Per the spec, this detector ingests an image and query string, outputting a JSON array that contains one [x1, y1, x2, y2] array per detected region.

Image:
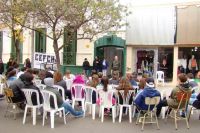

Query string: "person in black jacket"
[[82, 58, 90, 77], [93, 56, 100, 73], [0, 58, 4, 74], [23, 72, 43, 105], [193, 93, 200, 109], [192, 93, 200, 120], [6, 58, 14, 70], [8, 74, 26, 105]]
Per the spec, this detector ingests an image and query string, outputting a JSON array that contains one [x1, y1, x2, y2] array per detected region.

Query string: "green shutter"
[[63, 27, 77, 65], [0, 32, 2, 58], [35, 28, 46, 52]]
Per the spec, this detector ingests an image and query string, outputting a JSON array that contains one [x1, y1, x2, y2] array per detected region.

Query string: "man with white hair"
[[111, 55, 120, 76]]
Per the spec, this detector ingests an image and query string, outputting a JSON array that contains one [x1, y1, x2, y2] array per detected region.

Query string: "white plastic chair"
[[118, 90, 134, 123], [111, 84, 119, 90], [156, 71, 164, 86], [34, 79, 42, 85], [98, 89, 116, 123], [71, 84, 85, 111], [41, 90, 66, 128], [36, 84, 46, 90], [136, 96, 160, 131], [0, 75, 5, 94], [53, 85, 65, 101], [0, 83, 5, 94], [65, 79, 73, 90], [84, 86, 97, 120], [22, 89, 43, 125]]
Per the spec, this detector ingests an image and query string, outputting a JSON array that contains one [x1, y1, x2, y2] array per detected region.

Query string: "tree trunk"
[[53, 39, 61, 71], [15, 40, 20, 64]]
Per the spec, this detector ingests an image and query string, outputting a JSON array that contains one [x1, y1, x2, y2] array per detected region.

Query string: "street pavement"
[[0, 84, 199, 133]]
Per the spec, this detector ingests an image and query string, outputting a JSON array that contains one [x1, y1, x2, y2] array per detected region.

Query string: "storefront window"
[[136, 50, 154, 76], [178, 47, 200, 77], [158, 48, 174, 82]]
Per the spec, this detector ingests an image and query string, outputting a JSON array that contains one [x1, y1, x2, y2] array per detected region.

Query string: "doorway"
[[136, 50, 155, 76], [96, 46, 124, 76]]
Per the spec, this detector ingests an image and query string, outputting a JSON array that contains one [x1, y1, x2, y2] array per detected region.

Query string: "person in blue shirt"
[[102, 58, 109, 76], [134, 77, 161, 110]]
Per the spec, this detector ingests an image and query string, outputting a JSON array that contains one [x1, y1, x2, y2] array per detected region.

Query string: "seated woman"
[[53, 71, 71, 100], [96, 77, 116, 113], [63, 70, 75, 81], [117, 77, 133, 104], [44, 78, 83, 117], [73, 75, 85, 84], [87, 74, 99, 87], [87, 74, 100, 104]]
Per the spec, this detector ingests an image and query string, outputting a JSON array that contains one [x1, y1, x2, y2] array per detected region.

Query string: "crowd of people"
[[0, 56, 200, 123], [82, 56, 120, 77]]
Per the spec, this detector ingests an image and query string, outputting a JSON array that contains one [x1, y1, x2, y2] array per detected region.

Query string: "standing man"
[[189, 55, 198, 77], [102, 58, 109, 76], [93, 56, 100, 73], [82, 58, 90, 77], [111, 56, 120, 76], [179, 55, 187, 73]]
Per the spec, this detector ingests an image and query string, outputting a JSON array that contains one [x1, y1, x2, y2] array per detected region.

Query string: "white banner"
[[33, 52, 57, 70]]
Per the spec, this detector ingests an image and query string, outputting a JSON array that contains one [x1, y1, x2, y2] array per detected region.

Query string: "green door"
[[35, 28, 46, 52]]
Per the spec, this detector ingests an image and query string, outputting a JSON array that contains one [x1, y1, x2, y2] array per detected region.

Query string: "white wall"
[[76, 39, 93, 66], [23, 29, 33, 62], [2, 29, 11, 63], [126, 6, 176, 45]]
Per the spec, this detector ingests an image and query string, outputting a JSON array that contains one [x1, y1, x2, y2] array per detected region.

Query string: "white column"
[[126, 46, 133, 73], [173, 46, 178, 85]]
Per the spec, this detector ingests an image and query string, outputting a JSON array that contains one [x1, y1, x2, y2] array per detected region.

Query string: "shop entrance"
[[178, 47, 200, 76], [94, 35, 125, 76], [96, 47, 123, 76], [136, 50, 155, 76]]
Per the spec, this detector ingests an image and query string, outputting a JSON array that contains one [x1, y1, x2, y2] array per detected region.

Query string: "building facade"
[[126, 4, 200, 84]]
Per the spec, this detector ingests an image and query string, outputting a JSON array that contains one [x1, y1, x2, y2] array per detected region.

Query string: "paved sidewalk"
[[0, 98, 199, 133]]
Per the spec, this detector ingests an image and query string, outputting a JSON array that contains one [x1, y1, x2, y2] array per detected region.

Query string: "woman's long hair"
[[118, 77, 132, 97], [101, 76, 109, 92], [53, 71, 62, 83]]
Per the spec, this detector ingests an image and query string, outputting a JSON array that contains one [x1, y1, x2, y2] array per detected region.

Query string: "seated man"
[[156, 73, 192, 117], [135, 77, 161, 111], [23, 72, 43, 105], [109, 71, 119, 85], [192, 92, 200, 120], [8, 74, 26, 103]]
